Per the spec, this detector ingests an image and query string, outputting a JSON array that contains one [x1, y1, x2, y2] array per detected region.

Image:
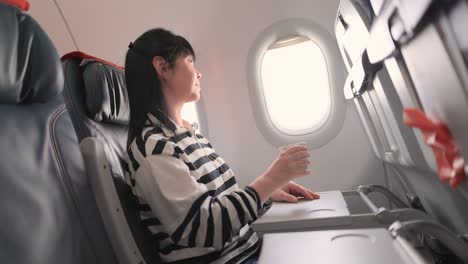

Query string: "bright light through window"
[[182, 102, 200, 128], [261, 36, 331, 135]]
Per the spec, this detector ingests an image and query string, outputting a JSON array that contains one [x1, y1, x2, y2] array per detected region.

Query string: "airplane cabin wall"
[[30, 0, 385, 192], [28, 0, 75, 55]]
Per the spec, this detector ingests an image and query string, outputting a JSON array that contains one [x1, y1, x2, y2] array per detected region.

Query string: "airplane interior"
[[1, 0, 468, 263]]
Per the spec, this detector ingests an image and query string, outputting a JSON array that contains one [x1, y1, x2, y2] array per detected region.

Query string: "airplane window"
[[260, 36, 330, 135], [182, 101, 201, 129], [247, 18, 346, 148]]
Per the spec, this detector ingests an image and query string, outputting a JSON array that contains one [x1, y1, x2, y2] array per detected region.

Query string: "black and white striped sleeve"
[[134, 142, 262, 250]]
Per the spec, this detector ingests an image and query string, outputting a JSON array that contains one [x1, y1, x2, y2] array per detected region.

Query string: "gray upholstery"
[[62, 56, 160, 263], [0, 3, 117, 264], [0, 3, 62, 103], [82, 61, 130, 125], [63, 59, 127, 180]]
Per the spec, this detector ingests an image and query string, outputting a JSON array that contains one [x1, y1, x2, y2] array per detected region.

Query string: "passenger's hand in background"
[[270, 181, 320, 203]]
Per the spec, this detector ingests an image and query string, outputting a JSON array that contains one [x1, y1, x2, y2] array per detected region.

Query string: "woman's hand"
[[249, 145, 312, 204], [265, 145, 311, 183], [270, 181, 320, 203]]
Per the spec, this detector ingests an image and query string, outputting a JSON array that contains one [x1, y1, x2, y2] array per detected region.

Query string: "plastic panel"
[[401, 15, 468, 166], [252, 191, 351, 233], [80, 137, 146, 264], [258, 228, 416, 264]]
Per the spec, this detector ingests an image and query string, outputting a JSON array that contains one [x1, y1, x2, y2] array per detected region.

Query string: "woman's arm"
[[136, 153, 262, 251], [249, 145, 311, 204]]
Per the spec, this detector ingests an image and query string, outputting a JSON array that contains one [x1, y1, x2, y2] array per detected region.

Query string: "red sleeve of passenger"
[[61, 51, 124, 70], [1, 0, 30, 11], [403, 108, 465, 188]]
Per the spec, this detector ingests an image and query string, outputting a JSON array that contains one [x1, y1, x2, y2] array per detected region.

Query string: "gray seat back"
[[0, 1, 117, 264], [61, 52, 161, 263], [335, 0, 468, 235]]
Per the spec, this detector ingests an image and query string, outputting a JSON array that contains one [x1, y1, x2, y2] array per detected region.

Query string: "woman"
[[125, 28, 319, 264]]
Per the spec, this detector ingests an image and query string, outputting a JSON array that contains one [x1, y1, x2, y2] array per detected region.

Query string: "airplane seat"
[[0, 1, 117, 264], [61, 52, 161, 264], [257, 1, 468, 263], [333, 0, 468, 261]]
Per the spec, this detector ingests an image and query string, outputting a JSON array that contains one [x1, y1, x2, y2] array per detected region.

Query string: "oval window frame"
[[247, 18, 346, 148]]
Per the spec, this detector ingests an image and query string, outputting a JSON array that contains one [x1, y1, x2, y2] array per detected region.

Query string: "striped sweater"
[[126, 113, 268, 263]]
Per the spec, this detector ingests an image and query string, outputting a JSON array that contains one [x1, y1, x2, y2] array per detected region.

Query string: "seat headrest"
[[62, 52, 129, 125], [0, 2, 63, 104]]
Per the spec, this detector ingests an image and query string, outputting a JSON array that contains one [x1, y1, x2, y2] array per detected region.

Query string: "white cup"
[[278, 142, 309, 152]]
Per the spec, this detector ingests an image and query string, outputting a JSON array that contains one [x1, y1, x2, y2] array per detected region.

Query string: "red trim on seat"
[[61, 51, 124, 70], [1, 0, 30, 11], [404, 108, 466, 188]]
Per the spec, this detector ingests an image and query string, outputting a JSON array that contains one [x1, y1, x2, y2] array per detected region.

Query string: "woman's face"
[[166, 54, 202, 103]]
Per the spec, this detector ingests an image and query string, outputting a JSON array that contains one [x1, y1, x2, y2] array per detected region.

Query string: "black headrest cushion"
[[82, 60, 129, 125], [0, 3, 63, 104]]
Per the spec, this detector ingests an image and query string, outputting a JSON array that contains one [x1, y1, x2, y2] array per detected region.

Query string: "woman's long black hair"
[[125, 28, 195, 147]]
